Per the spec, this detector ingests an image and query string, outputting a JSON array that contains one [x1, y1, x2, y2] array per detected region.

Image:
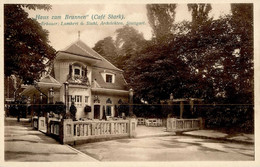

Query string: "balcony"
[[67, 74, 90, 86]]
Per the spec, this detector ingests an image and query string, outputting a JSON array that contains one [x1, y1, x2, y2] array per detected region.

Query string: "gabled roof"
[[60, 40, 100, 60], [38, 75, 61, 86], [21, 75, 61, 96], [59, 40, 122, 72]]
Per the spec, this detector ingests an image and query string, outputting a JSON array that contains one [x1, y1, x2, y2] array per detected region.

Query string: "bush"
[[205, 105, 254, 133]]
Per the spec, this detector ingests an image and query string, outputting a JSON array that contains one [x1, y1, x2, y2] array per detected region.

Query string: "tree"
[[122, 3, 253, 132], [146, 4, 177, 41], [183, 4, 253, 132], [93, 36, 118, 66], [230, 4, 253, 104], [114, 25, 145, 70], [92, 26, 145, 71], [126, 37, 192, 103], [179, 3, 217, 103], [125, 4, 211, 103], [187, 3, 212, 33], [4, 4, 56, 84]]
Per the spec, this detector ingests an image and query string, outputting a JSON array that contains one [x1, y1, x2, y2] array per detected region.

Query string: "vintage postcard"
[[1, 0, 259, 167]]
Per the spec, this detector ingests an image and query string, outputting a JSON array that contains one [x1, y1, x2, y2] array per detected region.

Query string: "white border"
[[1, 1, 259, 167]]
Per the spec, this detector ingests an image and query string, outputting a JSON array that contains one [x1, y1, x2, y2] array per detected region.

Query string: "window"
[[106, 98, 112, 104], [106, 106, 112, 116], [106, 74, 113, 83], [106, 98, 113, 116], [75, 95, 82, 106], [69, 63, 88, 81], [85, 96, 89, 104], [101, 71, 115, 83], [74, 68, 80, 75]]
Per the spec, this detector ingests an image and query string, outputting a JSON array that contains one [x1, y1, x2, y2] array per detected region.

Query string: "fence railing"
[[61, 119, 136, 144], [50, 120, 60, 136], [145, 118, 163, 127], [137, 117, 145, 125], [166, 118, 202, 132]]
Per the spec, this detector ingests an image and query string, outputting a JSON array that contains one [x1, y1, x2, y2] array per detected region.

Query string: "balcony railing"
[[67, 74, 90, 86]]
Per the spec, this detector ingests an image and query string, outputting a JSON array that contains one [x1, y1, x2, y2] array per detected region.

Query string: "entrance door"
[[94, 105, 100, 119]]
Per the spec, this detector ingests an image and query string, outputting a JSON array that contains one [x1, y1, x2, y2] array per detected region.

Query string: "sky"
[[25, 4, 231, 51]]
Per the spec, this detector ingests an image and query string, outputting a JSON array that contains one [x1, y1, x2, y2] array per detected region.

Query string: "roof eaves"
[[92, 65, 123, 72]]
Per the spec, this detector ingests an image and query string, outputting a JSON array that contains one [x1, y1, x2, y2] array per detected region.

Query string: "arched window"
[[118, 99, 123, 104], [106, 98, 112, 104], [93, 96, 100, 103], [106, 98, 113, 116]]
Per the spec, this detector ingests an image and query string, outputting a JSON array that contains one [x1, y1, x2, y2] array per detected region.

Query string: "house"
[[21, 39, 130, 120]]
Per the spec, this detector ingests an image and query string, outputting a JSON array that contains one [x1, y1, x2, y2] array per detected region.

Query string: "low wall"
[[38, 117, 46, 132], [31, 116, 137, 144], [32, 117, 38, 129], [166, 118, 201, 132], [48, 118, 137, 144]]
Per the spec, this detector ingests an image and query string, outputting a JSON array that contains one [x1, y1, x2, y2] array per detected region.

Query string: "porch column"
[[39, 93, 43, 117], [32, 94, 36, 117], [189, 99, 194, 116], [129, 88, 134, 117], [49, 88, 54, 104], [64, 82, 69, 113], [180, 101, 184, 119]]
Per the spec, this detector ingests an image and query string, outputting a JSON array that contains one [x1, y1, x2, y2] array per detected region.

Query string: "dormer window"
[[101, 70, 115, 84], [106, 74, 113, 83]]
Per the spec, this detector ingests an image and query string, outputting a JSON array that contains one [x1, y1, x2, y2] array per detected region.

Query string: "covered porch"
[[21, 75, 62, 117]]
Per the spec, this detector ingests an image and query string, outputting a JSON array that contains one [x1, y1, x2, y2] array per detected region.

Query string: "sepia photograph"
[[1, 1, 259, 166]]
